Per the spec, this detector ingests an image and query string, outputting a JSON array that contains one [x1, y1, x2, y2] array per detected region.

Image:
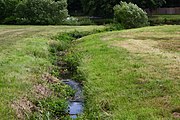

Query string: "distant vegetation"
[[114, 2, 149, 28], [0, 0, 68, 24], [0, 0, 169, 25], [69, 0, 166, 17], [149, 15, 180, 25]]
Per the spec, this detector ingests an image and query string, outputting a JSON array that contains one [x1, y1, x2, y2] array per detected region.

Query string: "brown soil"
[[11, 73, 59, 119], [173, 112, 180, 118], [11, 97, 36, 120], [42, 73, 60, 83], [34, 84, 52, 99]]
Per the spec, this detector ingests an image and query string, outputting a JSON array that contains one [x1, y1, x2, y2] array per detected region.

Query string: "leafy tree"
[[130, 0, 166, 12], [80, 0, 166, 17], [15, 0, 68, 24], [0, 0, 6, 21], [81, 0, 120, 17], [163, 0, 180, 7], [0, 0, 20, 23], [0, 0, 68, 24], [67, 0, 83, 15]]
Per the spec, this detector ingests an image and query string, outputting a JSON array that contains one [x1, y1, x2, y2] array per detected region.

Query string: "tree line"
[[0, 0, 169, 24], [69, 0, 167, 17], [0, 0, 68, 24]]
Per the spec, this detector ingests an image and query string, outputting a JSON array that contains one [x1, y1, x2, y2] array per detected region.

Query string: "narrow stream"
[[61, 79, 84, 119]]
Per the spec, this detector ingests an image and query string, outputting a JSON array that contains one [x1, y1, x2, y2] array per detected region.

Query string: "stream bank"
[[48, 30, 106, 119], [27, 28, 110, 119]]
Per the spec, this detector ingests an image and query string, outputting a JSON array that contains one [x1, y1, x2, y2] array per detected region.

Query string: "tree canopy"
[[0, 0, 68, 24], [0, 0, 171, 24], [79, 0, 167, 17]]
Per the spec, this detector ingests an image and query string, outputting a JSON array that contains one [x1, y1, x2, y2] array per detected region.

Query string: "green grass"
[[150, 15, 180, 20], [0, 25, 104, 120], [149, 15, 180, 25], [74, 25, 180, 119]]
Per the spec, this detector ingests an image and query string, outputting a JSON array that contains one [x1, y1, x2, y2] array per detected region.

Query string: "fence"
[[145, 7, 180, 14]]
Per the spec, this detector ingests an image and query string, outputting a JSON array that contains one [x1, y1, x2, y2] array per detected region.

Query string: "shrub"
[[62, 17, 94, 25], [114, 2, 149, 29], [15, 0, 68, 25], [91, 18, 114, 25], [62, 17, 79, 25], [105, 23, 124, 31]]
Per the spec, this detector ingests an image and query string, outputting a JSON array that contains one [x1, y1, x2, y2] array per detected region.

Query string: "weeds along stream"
[[46, 30, 106, 119], [21, 27, 118, 119]]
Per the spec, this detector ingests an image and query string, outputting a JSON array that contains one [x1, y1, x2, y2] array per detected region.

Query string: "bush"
[[105, 23, 124, 31], [62, 17, 94, 25], [15, 0, 68, 25], [91, 18, 114, 25], [114, 2, 149, 29]]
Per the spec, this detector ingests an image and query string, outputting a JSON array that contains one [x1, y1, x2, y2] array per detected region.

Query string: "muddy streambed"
[[61, 79, 84, 119]]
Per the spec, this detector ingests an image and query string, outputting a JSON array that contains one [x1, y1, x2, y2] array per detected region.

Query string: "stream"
[[61, 79, 84, 119]]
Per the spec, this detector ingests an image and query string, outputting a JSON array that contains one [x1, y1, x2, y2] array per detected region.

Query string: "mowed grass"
[[74, 25, 180, 119], [0, 25, 104, 120]]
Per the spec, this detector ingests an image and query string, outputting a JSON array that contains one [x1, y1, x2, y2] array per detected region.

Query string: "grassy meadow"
[[0, 25, 179, 119], [73, 25, 180, 119], [0, 25, 104, 119]]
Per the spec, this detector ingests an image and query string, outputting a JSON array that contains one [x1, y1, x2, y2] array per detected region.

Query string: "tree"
[[0, 0, 6, 21], [81, 0, 120, 17], [130, 0, 166, 12], [0, 0, 20, 23], [67, 0, 83, 15], [163, 0, 180, 7], [80, 0, 166, 17], [15, 0, 68, 24]]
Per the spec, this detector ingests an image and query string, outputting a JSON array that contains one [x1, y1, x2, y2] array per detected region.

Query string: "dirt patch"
[[157, 40, 180, 52], [42, 73, 59, 83], [112, 39, 180, 80], [34, 84, 52, 99], [11, 97, 36, 119], [173, 112, 180, 118], [113, 39, 180, 63], [113, 39, 158, 53], [11, 73, 58, 119], [0, 29, 24, 35], [172, 108, 180, 118]]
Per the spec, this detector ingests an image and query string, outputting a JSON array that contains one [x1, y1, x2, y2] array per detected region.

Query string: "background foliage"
[[114, 2, 149, 28], [0, 0, 68, 24]]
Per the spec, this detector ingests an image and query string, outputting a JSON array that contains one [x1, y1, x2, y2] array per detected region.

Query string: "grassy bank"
[[0, 25, 104, 119], [73, 25, 180, 119]]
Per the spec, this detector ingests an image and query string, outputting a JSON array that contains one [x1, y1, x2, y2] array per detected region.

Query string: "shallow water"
[[61, 79, 84, 119]]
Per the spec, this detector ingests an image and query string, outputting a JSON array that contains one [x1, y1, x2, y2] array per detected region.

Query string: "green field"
[[0, 25, 180, 119], [74, 25, 180, 119], [0, 25, 103, 119]]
